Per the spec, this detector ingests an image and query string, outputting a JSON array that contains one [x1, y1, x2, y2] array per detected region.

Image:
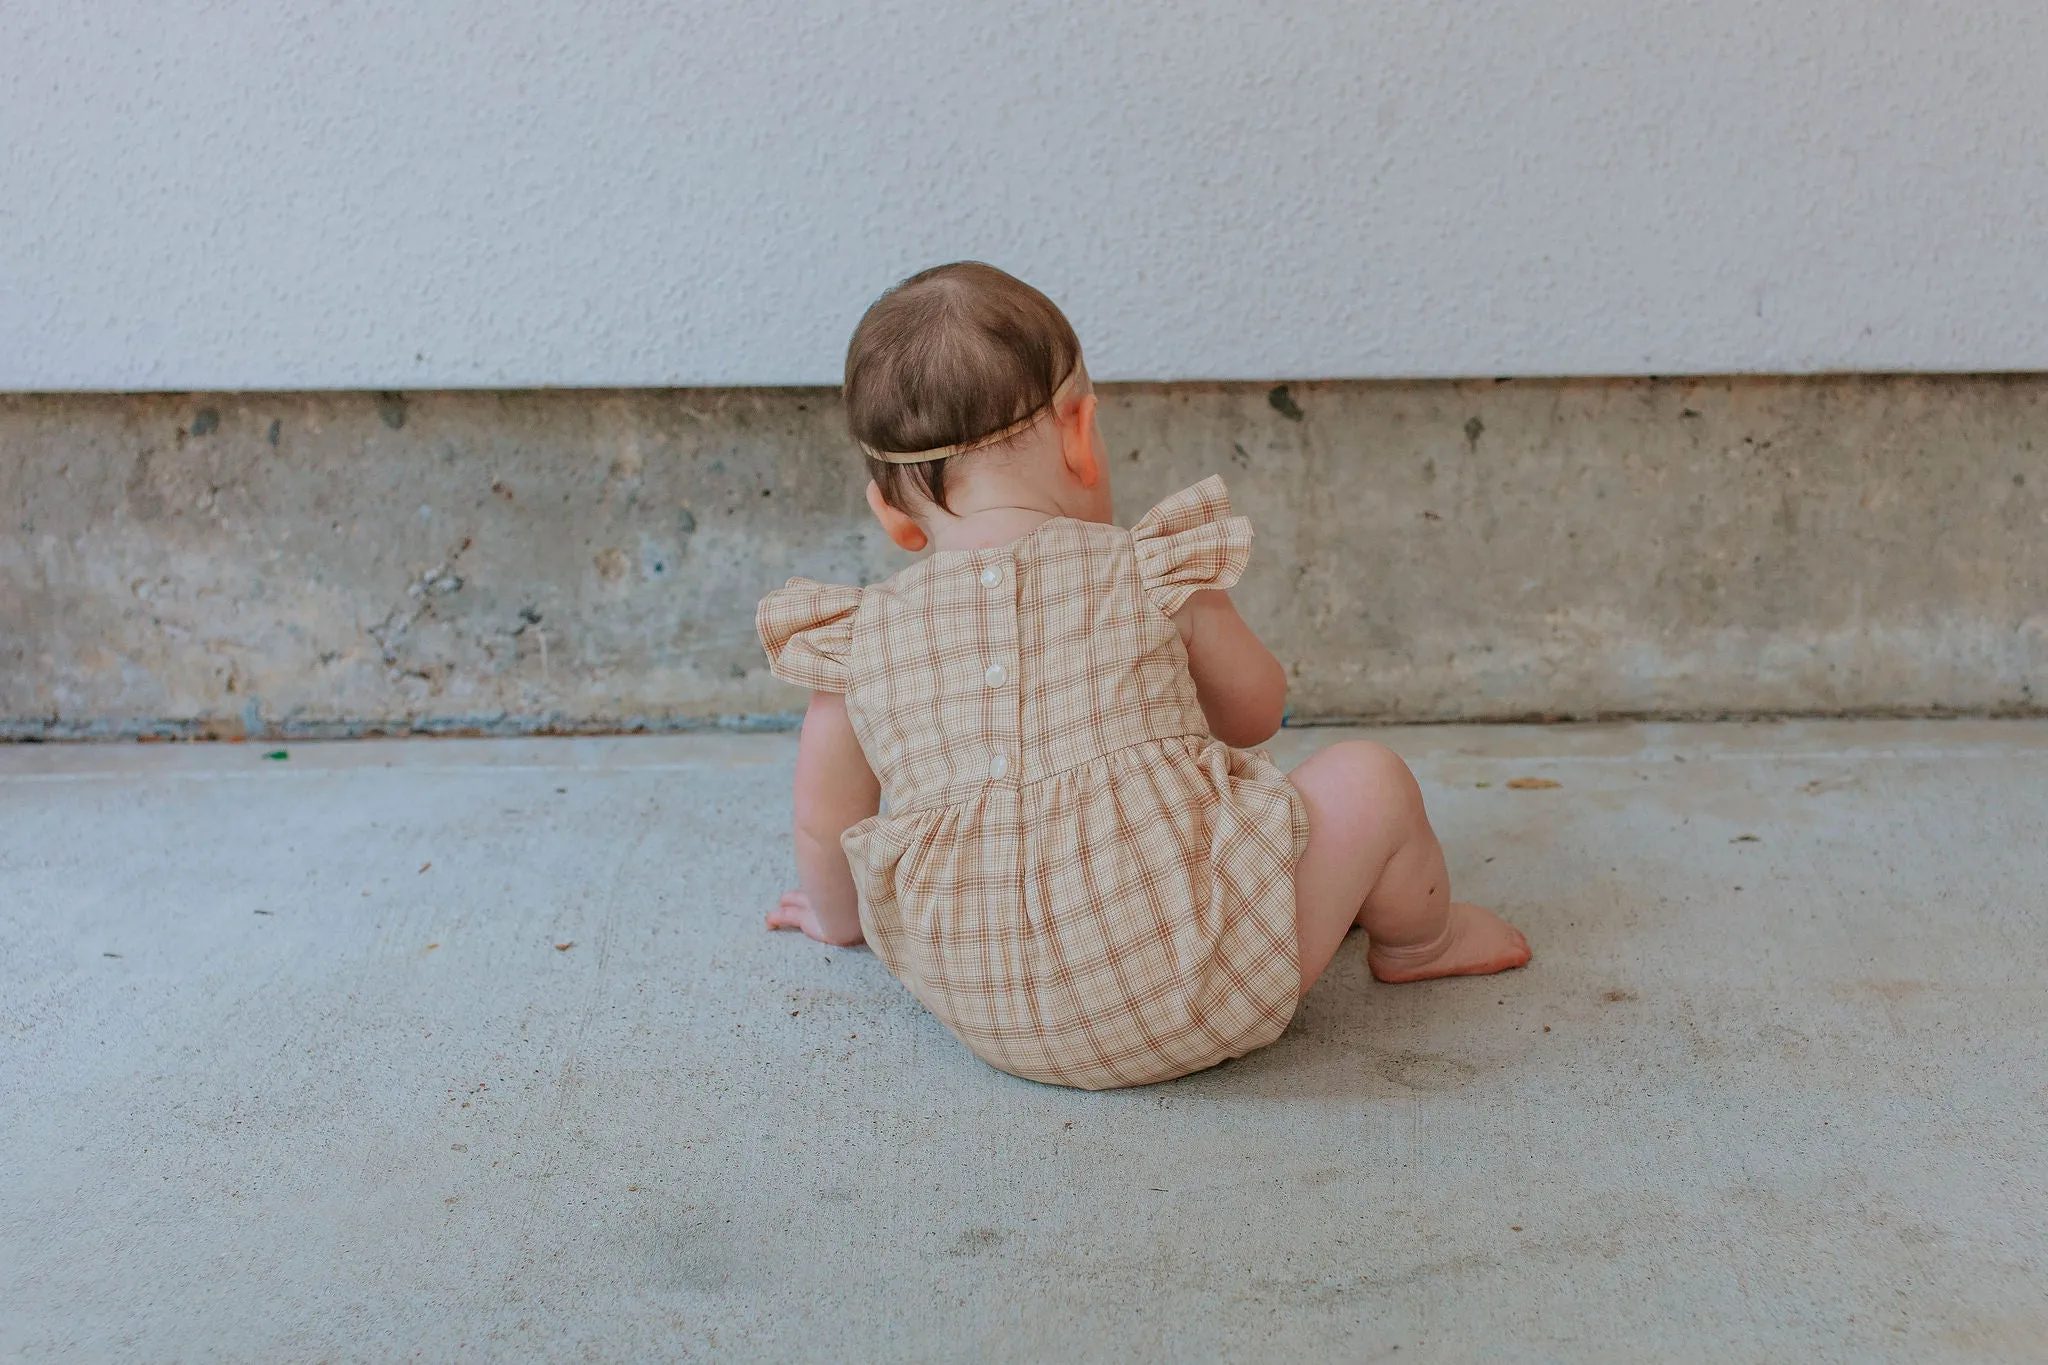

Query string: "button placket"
[[981, 552, 1018, 785]]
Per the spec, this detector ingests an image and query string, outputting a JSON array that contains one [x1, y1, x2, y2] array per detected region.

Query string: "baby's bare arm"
[[769, 690, 878, 946], [1177, 589, 1288, 747]]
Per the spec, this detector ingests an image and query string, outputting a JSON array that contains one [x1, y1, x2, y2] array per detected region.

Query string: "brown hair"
[[845, 262, 1083, 513]]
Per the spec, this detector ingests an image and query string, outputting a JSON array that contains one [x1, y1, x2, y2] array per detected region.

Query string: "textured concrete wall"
[[7, 2, 2048, 388], [5, 378, 2044, 738]]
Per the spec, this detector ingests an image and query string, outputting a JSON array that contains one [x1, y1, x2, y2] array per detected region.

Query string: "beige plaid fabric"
[[758, 477, 1307, 1090]]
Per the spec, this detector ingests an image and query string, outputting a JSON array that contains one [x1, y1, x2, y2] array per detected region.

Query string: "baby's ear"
[[1059, 391, 1102, 489], [866, 480, 929, 552]]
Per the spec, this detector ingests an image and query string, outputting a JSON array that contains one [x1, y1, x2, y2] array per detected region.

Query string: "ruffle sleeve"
[[756, 578, 863, 692], [1129, 475, 1254, 616]]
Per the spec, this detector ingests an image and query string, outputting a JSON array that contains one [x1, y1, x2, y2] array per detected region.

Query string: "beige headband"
[[860, 369, 1084, 465]]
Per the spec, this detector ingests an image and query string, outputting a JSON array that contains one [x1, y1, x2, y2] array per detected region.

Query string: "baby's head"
[[846, 262, 1110, 552]]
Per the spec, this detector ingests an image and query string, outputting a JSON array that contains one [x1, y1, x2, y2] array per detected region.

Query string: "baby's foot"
[[1368, 902, 1531, 983]]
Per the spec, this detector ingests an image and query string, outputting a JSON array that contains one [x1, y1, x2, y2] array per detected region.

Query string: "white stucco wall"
[[4, 1, 2045, 390]]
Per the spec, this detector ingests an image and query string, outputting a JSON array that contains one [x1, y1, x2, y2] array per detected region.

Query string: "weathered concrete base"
[[5, 377, 2045, 737], [5, 722, 2046, 1359]]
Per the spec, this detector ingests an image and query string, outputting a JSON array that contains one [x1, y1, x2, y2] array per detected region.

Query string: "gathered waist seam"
[[879, 730, 1224, 820]]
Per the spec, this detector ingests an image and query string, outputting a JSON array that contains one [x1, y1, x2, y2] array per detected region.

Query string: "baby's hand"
[[766, 888, 862, 946]]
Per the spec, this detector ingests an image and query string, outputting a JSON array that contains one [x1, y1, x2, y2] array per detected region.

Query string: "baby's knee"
[[1329, 740, 1424, 811]]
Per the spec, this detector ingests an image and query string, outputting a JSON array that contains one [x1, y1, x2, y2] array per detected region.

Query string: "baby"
[[758, 262, 1530, 1090]]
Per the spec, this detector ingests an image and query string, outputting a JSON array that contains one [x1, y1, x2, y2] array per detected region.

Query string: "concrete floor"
[[3, 721, 2045, 1362]]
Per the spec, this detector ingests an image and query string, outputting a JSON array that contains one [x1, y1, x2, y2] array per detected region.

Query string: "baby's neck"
[[926, 503, 1064, 553], [917, 447, 1115, 552]]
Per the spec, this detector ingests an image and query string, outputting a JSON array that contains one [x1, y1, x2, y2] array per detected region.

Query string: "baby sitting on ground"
[[759, 261, 1530, 1089]]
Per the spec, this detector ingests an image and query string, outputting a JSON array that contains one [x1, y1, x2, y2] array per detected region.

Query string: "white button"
[[984, 662, 1008, 687], [979, 566, 1001, 588], [989, 753, 1008, 779]]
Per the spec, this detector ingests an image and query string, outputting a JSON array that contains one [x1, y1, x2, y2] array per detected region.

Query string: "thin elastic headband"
[[860, 370, 1083, 465]]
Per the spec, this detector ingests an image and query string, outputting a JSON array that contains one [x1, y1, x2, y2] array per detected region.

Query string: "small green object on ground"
[[263, 750, 288, 760]]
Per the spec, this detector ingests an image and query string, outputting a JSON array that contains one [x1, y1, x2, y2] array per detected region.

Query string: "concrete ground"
[[3, 720, 2045, 1362]]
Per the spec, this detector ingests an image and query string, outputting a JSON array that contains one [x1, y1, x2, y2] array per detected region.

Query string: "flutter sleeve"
[[756, 579, 864, 693], [1129, 475, 1255, 616]]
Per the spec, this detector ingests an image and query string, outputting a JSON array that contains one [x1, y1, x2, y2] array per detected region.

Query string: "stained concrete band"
[[3, 375, 2044, 739]]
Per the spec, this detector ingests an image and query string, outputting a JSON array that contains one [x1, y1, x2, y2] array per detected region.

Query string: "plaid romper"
[[757, 477, 1308, 1089]]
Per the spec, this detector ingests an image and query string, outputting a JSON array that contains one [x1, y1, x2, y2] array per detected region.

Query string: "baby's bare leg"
[[1289, 740, 1530, 993]]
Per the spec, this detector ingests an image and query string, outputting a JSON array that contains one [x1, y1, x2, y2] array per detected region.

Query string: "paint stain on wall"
[[1268, 385, 1305, 421]]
